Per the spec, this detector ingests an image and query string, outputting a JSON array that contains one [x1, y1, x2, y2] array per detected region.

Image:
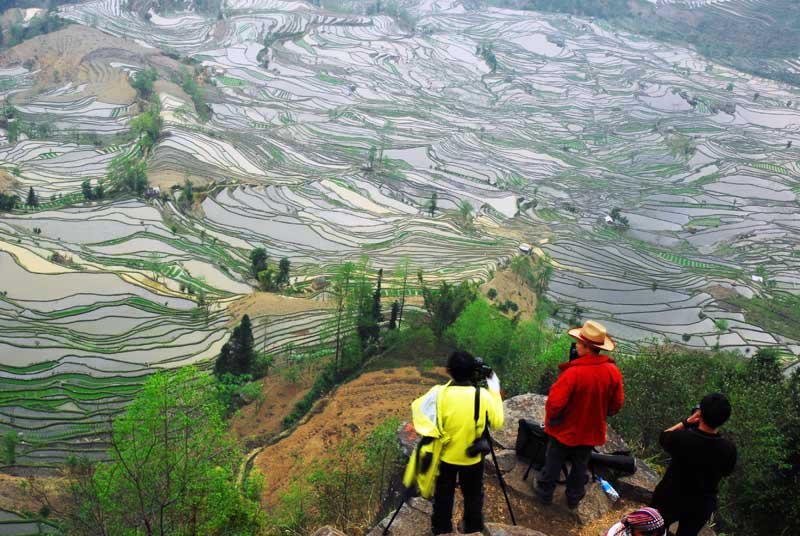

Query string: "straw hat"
[[568, 320, 616, 352]]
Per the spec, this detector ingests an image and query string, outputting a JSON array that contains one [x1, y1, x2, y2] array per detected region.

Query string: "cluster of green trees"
[[0, 192, 16, 211], [612, 345, 800, 536], [477, 43, 498, 72], [80, 179, 104, 201], [213, 314, 273, 412], [28, 367, 265, 535], [176, 67, 210, 122], [106, 154, 148, 195], [130, 67, 158, 99], [250, 247, 291, 291], [0, 11, 69, 49], [131, 97, 163, 154]]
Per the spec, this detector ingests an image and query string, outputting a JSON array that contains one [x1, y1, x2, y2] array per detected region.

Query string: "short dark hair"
[[700, 392, 732, 428], [447, 350, 475, 382]]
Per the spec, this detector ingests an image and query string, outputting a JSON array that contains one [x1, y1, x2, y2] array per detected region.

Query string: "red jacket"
[[544, 353, 624, 447]]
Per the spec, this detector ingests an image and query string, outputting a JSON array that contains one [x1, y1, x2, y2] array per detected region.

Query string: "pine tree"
[[26, 186, 37, 207], [278, 257, 291, 288], [81, 179, 93, 201], [389, 300, 399, 330], [369, 268, 383, 341], [236, 314, 255, 375]]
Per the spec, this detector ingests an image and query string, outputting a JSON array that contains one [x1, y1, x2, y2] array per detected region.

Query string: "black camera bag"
[[515, 419, 548, 467]]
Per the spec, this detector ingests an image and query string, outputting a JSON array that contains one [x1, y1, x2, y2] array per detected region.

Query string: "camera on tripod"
[[470, 357, 493, 385]]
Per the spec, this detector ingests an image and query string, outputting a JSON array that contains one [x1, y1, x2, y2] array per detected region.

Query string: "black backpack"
[[515, 419, 549, 480]]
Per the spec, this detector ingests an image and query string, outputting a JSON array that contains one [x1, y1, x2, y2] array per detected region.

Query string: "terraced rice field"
[[0, 0, 797, 467]]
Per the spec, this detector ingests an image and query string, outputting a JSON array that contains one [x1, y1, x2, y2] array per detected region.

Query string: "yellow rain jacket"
[[403, 382, 504, 498]]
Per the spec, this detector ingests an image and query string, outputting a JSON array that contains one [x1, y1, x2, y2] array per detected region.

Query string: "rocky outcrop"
[[397, 393, 661, 526], [367, 497, 549, 536]]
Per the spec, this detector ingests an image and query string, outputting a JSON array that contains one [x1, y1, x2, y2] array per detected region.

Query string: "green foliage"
[[511, 254, 552, 298], [487, 288, 497, 300], [107, 154, 148, 195], [611, 345, 800, 536], [215, 314, 256, 378], [477, 42, 498, 71], [130, 97, 162, 152], [447, 299, 513, 364], [177, 67, 210, 122], [3, 12, 69, 47], [3, 431, 18, 465], [250, 247, 268, 277], [269, 418, 404, 534], [26, 186, 37, 207], [0, 192, 17, 211], [278, 257, 291, 288], [729, 293, 800, 340], [130, 67, 158, 98], [81, 179, 93, 201], [181, 178, 194, 212], [58, 367, 265, 535], [422, 280, 477, 337]]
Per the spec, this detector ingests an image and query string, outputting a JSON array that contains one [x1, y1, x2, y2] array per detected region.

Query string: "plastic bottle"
[[598, 476, 620, 502]]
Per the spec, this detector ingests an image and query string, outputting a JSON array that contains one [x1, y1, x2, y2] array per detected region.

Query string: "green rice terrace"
[[0, 0, 798, 476]]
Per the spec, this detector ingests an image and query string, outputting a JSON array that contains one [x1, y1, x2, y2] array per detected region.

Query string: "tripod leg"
[[382, 492, 408, 535], [488, 432, 516, 526]]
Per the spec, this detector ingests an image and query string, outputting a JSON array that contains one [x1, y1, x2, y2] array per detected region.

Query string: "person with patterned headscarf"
[[605, 507, 666, 536]]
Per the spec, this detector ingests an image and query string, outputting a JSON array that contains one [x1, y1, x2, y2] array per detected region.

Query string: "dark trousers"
[[654, 496, 716, 536], [431, 460, 484, 535], [536, 436, 592, 503]]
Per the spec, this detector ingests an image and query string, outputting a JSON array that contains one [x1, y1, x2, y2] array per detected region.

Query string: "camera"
[[569, 342, 579, 361], [471, 357, 493, 385], [466, 436, 491, 457]]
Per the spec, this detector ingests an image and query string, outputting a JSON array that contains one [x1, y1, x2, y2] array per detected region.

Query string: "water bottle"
[[598, 476, 620, 502]]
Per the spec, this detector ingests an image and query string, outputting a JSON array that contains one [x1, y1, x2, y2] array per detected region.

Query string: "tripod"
[[382, 431, 516, 535]]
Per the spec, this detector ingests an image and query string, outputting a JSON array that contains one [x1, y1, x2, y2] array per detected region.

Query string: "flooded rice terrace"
[[0, 0, 798, 463]]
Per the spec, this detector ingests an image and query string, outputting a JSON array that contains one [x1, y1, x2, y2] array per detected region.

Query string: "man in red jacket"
[[534, 320, 624, 508]]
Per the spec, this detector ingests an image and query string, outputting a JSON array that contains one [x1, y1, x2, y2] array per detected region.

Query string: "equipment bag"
[[515, 418, 548, 467]]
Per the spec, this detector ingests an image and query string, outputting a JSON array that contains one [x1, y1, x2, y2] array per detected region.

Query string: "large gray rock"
[[616, 458, 661, 503], [368, 497, 551, 536], [368, 497, 432, 536], [493, 394, 547, 451], [573, 480, 614, 525], [488, 448, 518, 474], [484, 524, 549, 536], [494, 393, 629, 455]]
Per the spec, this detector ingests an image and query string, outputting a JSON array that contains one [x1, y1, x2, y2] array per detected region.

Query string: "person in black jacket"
[[651, 393, 737, 536]]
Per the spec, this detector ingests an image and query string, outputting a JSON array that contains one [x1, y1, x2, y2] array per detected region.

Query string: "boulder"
[[572, 480, 614, 525], [368, 497, 432, 536], [488, 448, 518, 474], [492, 394, 547, 450], [484, 524, 549, 536], [368, 497, 551, 536], [492, 393, 630, 455], [616, 458, 661, 503], [312, 527, 348, 536]]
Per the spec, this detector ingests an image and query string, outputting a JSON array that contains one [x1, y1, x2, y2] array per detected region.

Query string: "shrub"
[[611, 345, 799, 535]]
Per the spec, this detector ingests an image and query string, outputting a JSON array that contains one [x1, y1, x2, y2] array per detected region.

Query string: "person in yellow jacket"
[[430, 351, 504, 535]]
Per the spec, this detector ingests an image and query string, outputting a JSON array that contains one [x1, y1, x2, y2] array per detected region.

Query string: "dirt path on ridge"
[[254, 367, 446, 509]]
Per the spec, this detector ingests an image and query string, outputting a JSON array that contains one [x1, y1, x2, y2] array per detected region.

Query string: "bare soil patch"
[[230, 365, 319, 443], [227, 292, 334, 327], [0, 473, 65, 513], [145, 167, 215, 191], [480, 268, 537, 322], [255, 367, 445, 508], [0, 169, 16, 191]]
